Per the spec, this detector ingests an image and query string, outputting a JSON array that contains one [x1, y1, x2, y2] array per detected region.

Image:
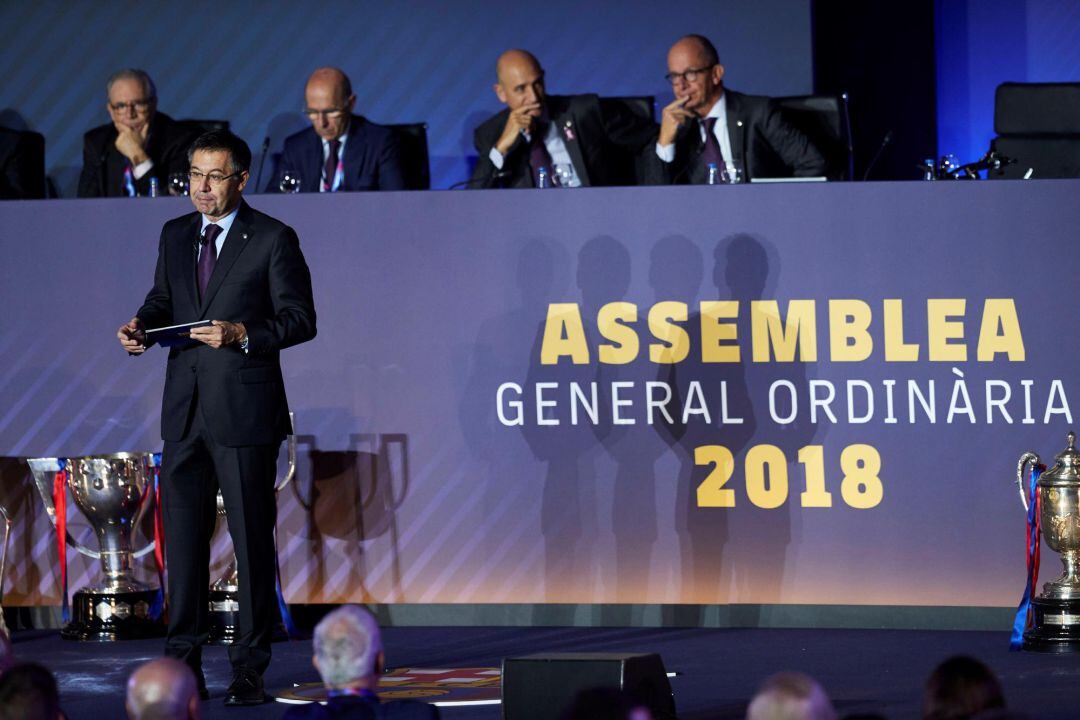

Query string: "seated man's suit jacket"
[[0, 126, 45, 199], [469, 93, 654, 188], [135, 200, 317, 447], [642, 89, 826, 184], [77, 112, 197, 197], [281, 694, 440, 720], [274, 116, 406, 192]]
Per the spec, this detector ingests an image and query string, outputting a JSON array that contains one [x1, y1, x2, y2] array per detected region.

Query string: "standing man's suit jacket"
[[469, 94, 654, 188], [274, 115, 405, 192], [642, 89, 826, 184], [78, 112, 197, 197], [136, 201, 317, 447]]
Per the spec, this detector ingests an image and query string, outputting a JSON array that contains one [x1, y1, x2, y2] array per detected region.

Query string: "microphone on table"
[[862, 130, 894, 181], [253, 137, 270, 192], [448, 169, 510, 190]]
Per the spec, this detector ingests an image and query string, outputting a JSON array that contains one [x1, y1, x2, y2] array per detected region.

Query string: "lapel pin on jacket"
[[563, 120, 575, 142]]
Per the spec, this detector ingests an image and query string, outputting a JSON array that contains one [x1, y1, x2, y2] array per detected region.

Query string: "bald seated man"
[[274, 67, 405, 192], [642, 34, 826, 184], [126, 658, 201, 720], [469, 49, 655, 188], [282, 606, 439, 720]]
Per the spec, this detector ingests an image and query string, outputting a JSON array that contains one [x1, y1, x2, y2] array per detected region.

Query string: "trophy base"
[[1022, 597, 1080, 653], [207, 589, 290, 645], [61, 588, 164, 642]]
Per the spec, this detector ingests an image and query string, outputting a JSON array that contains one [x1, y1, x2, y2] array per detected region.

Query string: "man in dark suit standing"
[[78, 69, 197, 197], [273, 67, 405, 193], [117, 130, 316, 706], [470, 50, 654, 189], [643, 35, 825, 184], [282, 606, 439, 720]]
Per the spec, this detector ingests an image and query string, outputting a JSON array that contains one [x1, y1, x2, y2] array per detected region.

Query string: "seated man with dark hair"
[[283, 605, 439, 720], [0, 662, 64, 720], [274, 67, 405, 193], [923, 656, 1006, 720], [643, 34, 826, 184], [77, 68, 197, 197], [469, 49, 654, 188]]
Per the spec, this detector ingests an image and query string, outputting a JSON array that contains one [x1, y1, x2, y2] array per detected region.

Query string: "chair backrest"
[[600, 95, 656, 123], [386, 122, 430, 190], [990, 82, 1080, 179], [773, 94, 853, 180], [0, 126, 45, 199], [180, 119, 230, 135]]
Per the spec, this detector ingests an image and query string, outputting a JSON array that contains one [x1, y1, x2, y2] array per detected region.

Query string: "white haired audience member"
[[282, 605, 439, 719], [746, 672, 837, 720], [125, 658, 200, 720]]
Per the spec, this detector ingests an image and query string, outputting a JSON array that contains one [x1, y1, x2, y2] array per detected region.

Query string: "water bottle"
[[149, 177, 160, 197], [537, 167, 550, 189], [706, 162, 719, 185]]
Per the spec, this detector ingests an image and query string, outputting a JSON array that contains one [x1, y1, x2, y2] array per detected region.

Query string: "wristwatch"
[[239, 334, 250, 354]]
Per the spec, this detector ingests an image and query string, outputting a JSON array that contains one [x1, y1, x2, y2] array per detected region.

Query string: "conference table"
[[1, 180, 1076, 622]]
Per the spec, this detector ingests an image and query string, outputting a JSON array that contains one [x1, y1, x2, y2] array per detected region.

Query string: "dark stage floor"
[[8, 626, 1080, 719]]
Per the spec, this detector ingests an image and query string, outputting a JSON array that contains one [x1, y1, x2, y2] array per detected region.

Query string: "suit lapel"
[[551, 98, 590, 186], [724, 91, 746, 171], [199, 202, 253, 316], [180, 213, 201, 312], [342, 116, 366, 191]]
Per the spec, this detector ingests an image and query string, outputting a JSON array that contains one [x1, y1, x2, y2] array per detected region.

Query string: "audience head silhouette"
[[125, 657, 200, 720], [746, 672, 837, 720]]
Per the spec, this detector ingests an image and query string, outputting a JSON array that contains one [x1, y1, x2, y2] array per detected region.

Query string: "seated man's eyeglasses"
[[110, 99, 154, 113], [664, 67, 713, 85], [303, 107, 348, 119], [188, 170, 242, 186]]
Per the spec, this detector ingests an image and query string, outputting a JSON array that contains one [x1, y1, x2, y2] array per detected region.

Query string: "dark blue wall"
[[936, 0, 1080, 167], [0, 0, 812, 195]]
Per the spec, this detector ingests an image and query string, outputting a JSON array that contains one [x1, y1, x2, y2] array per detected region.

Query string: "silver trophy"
[[27, 453, 162, 641], [1016, 431, 1080, 652], [208, 413, 297, 643]]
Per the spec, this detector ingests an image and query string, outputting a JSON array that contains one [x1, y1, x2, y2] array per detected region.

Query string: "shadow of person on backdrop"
[[717, 234, 819, 621], [652, 235, 751, 626]]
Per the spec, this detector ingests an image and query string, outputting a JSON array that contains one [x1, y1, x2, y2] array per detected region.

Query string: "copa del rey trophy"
[[1015, 431, 1080, 652], [26, 454, 163, 641]]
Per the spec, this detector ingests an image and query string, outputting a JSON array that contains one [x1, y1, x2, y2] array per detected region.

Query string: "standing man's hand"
[[658, 97, 694, 147], [115, 125, 150, 166], [494, 102, 542, 156], [117, 317, 147, 354], [190, 320, 247, 349]]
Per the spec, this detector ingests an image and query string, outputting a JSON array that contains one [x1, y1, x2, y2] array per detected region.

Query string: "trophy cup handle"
[[0, 504, 11, 606], [274, 412, 297, 493], [1016, 451, 1041, 513], [26, 458, 102, 559]]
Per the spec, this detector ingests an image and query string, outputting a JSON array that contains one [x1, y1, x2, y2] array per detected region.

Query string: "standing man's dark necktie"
[[323, 139, 341, 192], [528, 124, 554, 187], [198, 224, 222, 300], [699, 117, 725, 175]]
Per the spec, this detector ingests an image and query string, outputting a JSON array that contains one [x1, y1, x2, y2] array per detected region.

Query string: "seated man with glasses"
[[78, 68, 197, 197], [272, 67, 405, 193], [642, 35, 825, 185]]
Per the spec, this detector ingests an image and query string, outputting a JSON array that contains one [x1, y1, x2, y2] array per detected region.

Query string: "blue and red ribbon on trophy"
[[1010, 462, 1045, 651], [149, 452, 166, 621], [52, 459, 70, 623]]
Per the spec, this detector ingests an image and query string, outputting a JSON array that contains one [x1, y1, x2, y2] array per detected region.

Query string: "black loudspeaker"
[[501, 652, 677, 720]]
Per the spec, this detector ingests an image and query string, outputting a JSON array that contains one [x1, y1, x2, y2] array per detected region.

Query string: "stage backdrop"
[[0, 0, 812, 196], [0, 181, 1076, 615]]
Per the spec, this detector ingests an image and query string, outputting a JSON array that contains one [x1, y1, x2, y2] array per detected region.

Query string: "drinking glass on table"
[[167, 172, 189, 196], [279, 171, 302, 194], [551, 163, 575, 188], [721, 161, 745, 184]]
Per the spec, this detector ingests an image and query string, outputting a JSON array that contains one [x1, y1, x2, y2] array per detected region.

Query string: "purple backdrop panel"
[[1, 182, 1077, 606]]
